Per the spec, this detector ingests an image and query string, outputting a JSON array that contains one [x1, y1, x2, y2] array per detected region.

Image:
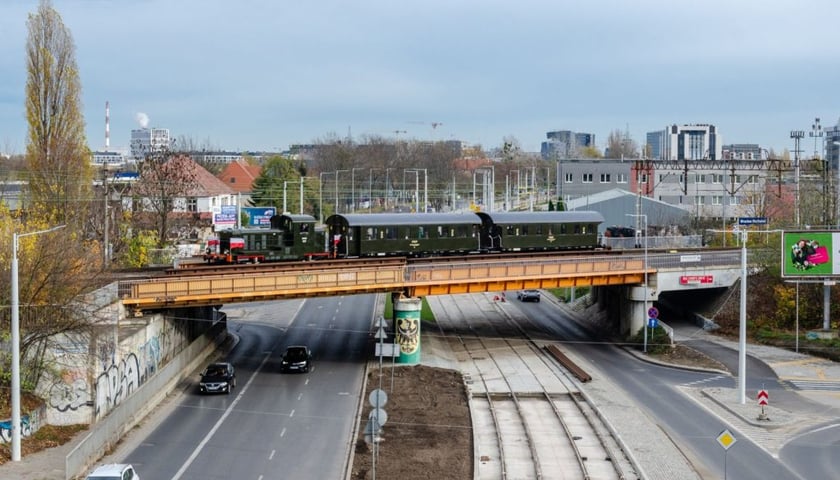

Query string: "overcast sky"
[[1, 0, 839, 155]]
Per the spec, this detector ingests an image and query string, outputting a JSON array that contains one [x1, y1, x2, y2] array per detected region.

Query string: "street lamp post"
[[351, 167, 365, 213], [319, 172, 335, 224], [811, 117, 823, 159], [368, 168, 382, 212], [791, 130, 805, 226], [626, 214, 648, 353], [335, 170, 349, 215], [834, 141, 840, 228], [11, 224, 66, 461]]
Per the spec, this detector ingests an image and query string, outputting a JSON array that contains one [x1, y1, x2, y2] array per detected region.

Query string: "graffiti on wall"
[[0, 405, 45, 444], [48, 377, 89, 412], [94, 353, 140, 419]]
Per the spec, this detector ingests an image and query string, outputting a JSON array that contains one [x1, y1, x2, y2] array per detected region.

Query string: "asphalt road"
[[121, 296, 375, 479], [517, 297, 804, 480]]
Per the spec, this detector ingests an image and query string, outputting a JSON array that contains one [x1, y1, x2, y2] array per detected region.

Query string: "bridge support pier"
[[394, 296, 422, 364], [625, 285, 659, 337]]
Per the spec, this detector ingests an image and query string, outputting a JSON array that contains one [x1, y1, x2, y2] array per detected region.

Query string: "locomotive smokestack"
[[105, 101, 110, 150]]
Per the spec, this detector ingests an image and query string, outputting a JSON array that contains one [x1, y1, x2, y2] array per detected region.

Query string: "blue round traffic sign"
[[648, 307, 659, 319]]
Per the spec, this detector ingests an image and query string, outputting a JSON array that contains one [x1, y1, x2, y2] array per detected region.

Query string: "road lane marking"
[[268, 449, 275, 460], [171, 351, 272, 480], [280, 427, 286, 437]]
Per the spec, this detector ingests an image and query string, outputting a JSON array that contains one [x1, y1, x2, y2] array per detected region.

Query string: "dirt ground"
[[347, 344, 726, 480], [0, 389, 87, 464], [349, 365, 473, 480]]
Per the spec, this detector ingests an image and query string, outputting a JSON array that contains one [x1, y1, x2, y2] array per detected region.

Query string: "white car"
[[86, 463, 139, 480]]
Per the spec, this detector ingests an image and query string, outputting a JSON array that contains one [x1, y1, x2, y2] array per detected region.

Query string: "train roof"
[[475, 211, 605, 224], [274, 214, 317, 223], [326, 213, 482, 226]]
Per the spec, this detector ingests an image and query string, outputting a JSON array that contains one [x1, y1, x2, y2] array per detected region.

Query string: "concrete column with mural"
[[394, 296, 422, 364]]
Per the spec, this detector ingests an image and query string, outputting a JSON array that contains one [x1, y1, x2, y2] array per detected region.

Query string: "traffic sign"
[[716, 429, 737, 450], [757, 389, 769, 406], [648, 318, 658, 328], [738, 217, 768, 225], [648, 307, 659, 319]]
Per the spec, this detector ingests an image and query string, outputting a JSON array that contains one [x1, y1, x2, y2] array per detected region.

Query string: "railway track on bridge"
[[428, 293, 634, 479]]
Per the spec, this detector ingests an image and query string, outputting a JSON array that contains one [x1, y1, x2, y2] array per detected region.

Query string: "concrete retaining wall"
[[64, 319, 227, 480]]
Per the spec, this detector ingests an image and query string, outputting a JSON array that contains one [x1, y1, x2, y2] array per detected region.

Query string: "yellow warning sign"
[[716, 429, 737, 450]]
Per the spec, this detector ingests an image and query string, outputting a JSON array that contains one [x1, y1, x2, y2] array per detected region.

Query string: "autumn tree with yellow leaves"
[[0, 0, 104, 390]]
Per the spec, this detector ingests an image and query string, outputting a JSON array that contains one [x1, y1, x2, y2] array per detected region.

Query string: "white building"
[[664, 124, 722, 161], [130, 128, 171, 160]]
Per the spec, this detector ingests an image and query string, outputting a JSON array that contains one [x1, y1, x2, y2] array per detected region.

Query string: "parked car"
[[280, 345, 312, 373], [199, 362, 236, 394], [86, 463, 139, 480], [517, 289, 541, 302]]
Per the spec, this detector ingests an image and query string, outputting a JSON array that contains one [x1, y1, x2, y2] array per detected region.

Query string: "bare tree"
[[24, 0, 92, 227], [131, 151, 198, 247], [605, 129, 639, 159]]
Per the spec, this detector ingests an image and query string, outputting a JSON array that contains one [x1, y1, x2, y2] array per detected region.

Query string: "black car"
[[280, 345, 311, 373], [199, 362, 236, 394], [517, 289, 541, 302]]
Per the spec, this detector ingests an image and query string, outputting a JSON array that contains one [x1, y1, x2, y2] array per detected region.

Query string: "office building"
[[130, 127, 171, 160]]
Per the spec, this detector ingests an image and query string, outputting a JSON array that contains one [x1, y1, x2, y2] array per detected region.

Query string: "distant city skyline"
[[1, 0, 839, 155]]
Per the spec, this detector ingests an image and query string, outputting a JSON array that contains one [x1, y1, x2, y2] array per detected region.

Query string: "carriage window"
[[535, 225, 542, 234], [506, 225, 515, 235], [300, 224, 309, 233], [560, 225, 567, 234], [418, 226, 428, 239], [437, 225, 449, 238], [366, 228, 374, 240], [386, 227, 397, 239], [574, 225, 581, 234], [522, 225, 529, 235]]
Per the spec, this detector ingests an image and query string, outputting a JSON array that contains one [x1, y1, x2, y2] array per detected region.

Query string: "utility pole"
[[791, 130, 805, 226]]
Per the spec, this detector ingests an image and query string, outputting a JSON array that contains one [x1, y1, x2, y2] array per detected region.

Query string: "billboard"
[[781, 231, 839, 278], [213, 205, 237, 229], [242, 207, 276, 227]]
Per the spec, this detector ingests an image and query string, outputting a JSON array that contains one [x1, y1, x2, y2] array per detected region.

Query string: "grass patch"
[[384, 294, 436, 323]]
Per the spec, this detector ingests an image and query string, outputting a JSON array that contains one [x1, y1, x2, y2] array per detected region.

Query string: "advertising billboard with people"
[[781, 231, 837, 277]]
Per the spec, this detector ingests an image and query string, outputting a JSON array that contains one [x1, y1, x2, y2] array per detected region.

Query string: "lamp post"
[[368, 168, 382, 212], [791, 130, 805, 226], [811, 117, 823, 159], [738, 227, 747, 404], [834, 141, 840, 228], [335, 169, 349, 215], [319, 172, 335, 224], [405, 168, 427, 212], [626, 214, 648, 353], [351, 167, 365, 213], [11, 224, 66, 461]]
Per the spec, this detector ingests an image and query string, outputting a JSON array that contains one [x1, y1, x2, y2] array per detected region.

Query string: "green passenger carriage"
[[475, 211, 604, 252], [325, 213, 482, 257]]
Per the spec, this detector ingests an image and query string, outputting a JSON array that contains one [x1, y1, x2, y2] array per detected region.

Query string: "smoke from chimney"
[[135, 112, 149, 129]]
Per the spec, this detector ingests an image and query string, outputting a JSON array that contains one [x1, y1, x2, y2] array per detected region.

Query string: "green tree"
[[24, 0, 91, 227], [249, 155, 305, 211]]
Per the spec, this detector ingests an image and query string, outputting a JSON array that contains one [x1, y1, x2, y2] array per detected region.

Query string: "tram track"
[[429, 292, 633, 479]]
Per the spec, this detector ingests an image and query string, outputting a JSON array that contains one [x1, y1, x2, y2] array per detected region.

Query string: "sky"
[[1, 0, 840, 156]]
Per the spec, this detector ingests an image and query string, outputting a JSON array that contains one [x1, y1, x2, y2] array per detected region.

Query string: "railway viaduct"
[[119, 249, 743, 337]]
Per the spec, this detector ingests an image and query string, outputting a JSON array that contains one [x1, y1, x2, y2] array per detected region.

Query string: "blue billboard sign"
[[242, 207, 276, 227]]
